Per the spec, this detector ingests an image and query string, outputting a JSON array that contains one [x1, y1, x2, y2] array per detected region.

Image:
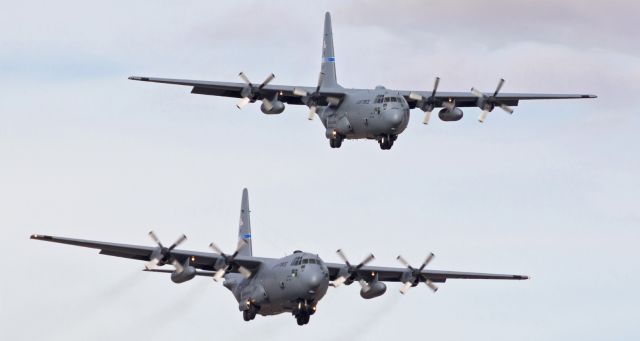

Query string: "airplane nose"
[[384, 109, 404, 127], [307, 272, 323, 290]]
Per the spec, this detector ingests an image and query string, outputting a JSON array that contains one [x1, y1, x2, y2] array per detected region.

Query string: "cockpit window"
[[291, 256, 303, 266]]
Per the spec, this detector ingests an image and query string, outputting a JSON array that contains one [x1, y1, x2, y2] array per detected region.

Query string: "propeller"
[[332, 249, 375, 288], [145, 231, 187, 270], [470, 78, 514, 123], [209, 240, 252, 282], [236, 72, 275, 109], [396, 253, 438, 294], [409, 77, 440, 125], [293, 72, 325, 120]]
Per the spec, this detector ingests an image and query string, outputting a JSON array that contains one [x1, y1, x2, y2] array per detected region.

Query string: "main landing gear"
[[293, 300, 316, 326], [329, 136, 343, 148], [242, 302, 259, 321], [379, 134, 396, 150]]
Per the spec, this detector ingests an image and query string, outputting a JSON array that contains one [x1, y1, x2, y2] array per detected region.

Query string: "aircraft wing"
[[325, 263, 528, 284], [128, 76, 345, 106], [398, 89, 596, 108], [30, 234, 263, 273]]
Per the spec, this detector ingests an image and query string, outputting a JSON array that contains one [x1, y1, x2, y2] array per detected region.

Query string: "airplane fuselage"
[[317, 87, 410, 148], [224, 251, 329, 317]]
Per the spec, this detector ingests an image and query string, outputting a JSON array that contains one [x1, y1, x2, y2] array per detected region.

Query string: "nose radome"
[[384, 109, 403, 126], [307, 272, 323, 289]]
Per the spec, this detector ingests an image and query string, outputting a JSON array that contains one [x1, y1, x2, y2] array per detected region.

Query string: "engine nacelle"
[[260, 100, 285, 114], [360, 280, 387, 299], [438, 107, 464, 121], [171, 265, 196, 283]]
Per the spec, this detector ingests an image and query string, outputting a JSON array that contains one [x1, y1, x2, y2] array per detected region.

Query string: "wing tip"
[[128, 76, 149, 81], [30, 234, 52, 241], [583, 94, 597, 98], [516, 275, 530, 280]]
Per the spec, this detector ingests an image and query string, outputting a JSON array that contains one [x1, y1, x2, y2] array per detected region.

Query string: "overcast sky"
[[1, 1, 638, 340]]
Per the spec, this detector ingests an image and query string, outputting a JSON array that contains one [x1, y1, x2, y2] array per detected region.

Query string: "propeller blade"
[[238, 72, 252, 86], [356, 253, 375, 269], [148, 230, 162, 247], [499, 103, 514, 114], [418, 253, 435, 271], [399, 281, 413, 294], [308, 106, 318, 120], [236, 97, 251, 109], [262, 99, 273, 111], [493, 78, 505, 97], [408, 92, 423, 101], [425, 280, 439, 292], [172, 259, 184, 273], [213, 268, 226, 282], [145, 257, 160, 270], [422, 111, 432, 125], [431, 77, 440, 98], [258, 73, 275, 89], [293, 88, 308, 97], [479, 110, 490, 123], [236, 239, 248, 252], [315, 72, 325, 93], [336, 249, 351, 267], [358, 279, 371, 292], [470, 88, 484, 98], [238, 266, 252, 278], [396, 255, 411, 269], [332, 276, 347, 287], [209, 242, 224, 255], [168, 234, 187, 251]]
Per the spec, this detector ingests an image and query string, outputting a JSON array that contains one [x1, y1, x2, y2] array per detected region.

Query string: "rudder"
[[237, 188, 252, 256], [321, 12, 340, 88]]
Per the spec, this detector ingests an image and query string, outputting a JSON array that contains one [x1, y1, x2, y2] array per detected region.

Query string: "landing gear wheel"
[[242, 303, 258, 321], [379, 135, 394, 150], [329, 137, 343, 148], [296, 313, 310, 326]]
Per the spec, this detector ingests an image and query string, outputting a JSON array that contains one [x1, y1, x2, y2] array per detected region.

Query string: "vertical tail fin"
[[237, 188, 252, 256], [321, 12, 340, 88]]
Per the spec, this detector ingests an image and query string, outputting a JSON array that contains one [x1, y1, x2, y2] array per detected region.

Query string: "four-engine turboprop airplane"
[[31, 188, 528, 326], [129, 12, 595, 150]]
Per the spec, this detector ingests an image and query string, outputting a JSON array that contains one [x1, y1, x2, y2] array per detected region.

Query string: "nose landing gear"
[[242, 301, 259, 321], [378, 134, 396, 150], [329, 136, 343, 148], [293, 300, 316, 326]]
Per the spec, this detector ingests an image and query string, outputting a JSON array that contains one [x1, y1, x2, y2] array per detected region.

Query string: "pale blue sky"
[[1, 1, 639, 340]]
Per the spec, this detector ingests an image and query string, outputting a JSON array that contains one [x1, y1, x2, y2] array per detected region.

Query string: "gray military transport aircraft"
[[129, 12, 595, 150], [32, 188, 528, 326]]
